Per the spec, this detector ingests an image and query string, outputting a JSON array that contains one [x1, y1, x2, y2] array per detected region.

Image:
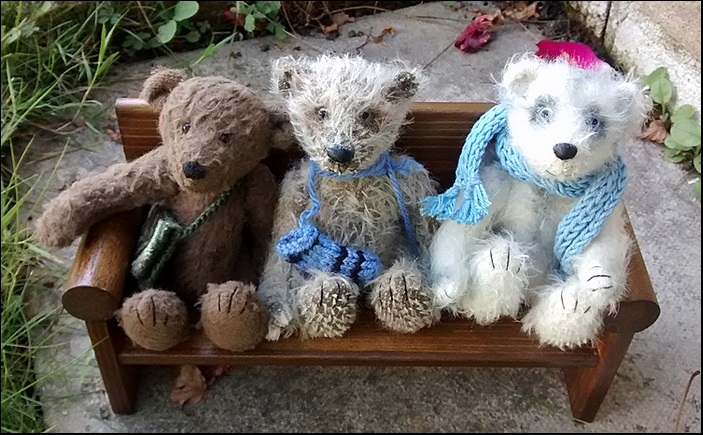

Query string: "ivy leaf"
[[670, 118, 701, 149], [156, 20, 177, 44], [244, 14, 256, 33], [172, 1, 199, 22], [694, 154, 701, 173], [671, 104, 696, 123]]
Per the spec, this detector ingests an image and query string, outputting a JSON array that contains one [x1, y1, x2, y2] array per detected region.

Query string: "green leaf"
[[172, 1, 199, 22], [644, 67, 669, 87], [268, 1, 282, 15], [443, 1, 458, 6], [670, 118, 701, 149], [693, 179, 701, 199], [244, 14, 256, 33], [185, 30, 200, 43], [671, 104, 696, 123], [664, 148, 687, 163], [647, 73, 673, 106], [272, 21, 286, 39], [694, 154, 701, 173], [664, 135, 686, 150], [157, 20, 178, 44]]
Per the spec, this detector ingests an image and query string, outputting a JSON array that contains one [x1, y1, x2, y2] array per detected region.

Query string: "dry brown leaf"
[[638, 119, 669, 144], [331, 11, 355, 26], [170, 364, 207, 407], [105, 126, 121, 143], [199, 364, 232, 386], [371, 26, 395, 43], [503, 1, 539, 21], [321, 22, 338, 34]]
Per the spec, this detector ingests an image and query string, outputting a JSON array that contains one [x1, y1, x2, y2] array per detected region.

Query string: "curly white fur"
[[429, 53, 651, 349], [260, 54, 438, 340]]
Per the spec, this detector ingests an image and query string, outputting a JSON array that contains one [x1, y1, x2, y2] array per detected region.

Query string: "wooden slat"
[[119, 313, 599, 367], [63, 209, 143, 321]]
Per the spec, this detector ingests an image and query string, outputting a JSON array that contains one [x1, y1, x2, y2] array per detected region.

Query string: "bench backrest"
[[115, 99, 494, 189]]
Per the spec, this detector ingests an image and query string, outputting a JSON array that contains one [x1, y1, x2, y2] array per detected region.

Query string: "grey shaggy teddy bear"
[[259, 54, 440, 340]]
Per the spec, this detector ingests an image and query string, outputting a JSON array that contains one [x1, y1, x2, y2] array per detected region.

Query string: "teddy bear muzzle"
[[182, 160, 207, 179], [553, 142, 578, 160]]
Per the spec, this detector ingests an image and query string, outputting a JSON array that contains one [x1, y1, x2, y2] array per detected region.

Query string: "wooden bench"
[[62, 100, 660, 422]]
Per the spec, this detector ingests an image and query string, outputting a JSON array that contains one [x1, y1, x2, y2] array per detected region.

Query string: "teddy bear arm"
[[398, 168, 440, 258], [244, 164, 279, 267], [35, 147, 178, 248]]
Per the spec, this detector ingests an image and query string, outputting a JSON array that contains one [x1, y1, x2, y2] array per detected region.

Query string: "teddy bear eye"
[[317, 108, 329, 120], [538, 106, 553, 121], [360, 110, 370, 120], [586, 115, 602, 130], [219, 133, 231, 143], [182, 122, 191, 133]]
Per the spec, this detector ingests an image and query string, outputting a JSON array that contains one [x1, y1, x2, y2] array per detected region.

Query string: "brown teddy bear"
[[35, 68, 292, 352]]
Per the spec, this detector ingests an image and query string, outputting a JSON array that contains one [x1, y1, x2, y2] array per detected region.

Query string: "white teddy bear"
[[421, 45, 651, 349]]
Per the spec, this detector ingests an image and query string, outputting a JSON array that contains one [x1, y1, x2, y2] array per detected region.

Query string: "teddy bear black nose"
[[553, 143, 578, 160], [182, 161, 206, 179], [326, 146, 354, 164]]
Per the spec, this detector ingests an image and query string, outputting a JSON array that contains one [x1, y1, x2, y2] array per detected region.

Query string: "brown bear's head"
[[140, 68, 289, 193]]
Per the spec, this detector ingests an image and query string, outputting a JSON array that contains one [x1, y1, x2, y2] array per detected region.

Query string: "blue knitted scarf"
[[420, 104, 627, 275], [276, 152, 423, 283]]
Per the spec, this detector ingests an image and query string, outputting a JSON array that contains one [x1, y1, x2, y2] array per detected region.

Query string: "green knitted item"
[[131, 186, 235, 289]]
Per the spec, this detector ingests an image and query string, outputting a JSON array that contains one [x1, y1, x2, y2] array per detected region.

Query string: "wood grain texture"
[[63, 210, 142, 320], [563, 330, 635, 422], [86, 320, 138, 414], [119, 313, 599, 367]]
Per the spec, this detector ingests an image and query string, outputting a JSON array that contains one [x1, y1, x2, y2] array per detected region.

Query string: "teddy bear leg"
[[117, 289, 188, 351], [200, 281, 268, 352], [456, 234, 529, 324], [521, 210, 630, 349], [520, 272, 621, 350], [297, 272, 359, 339], [369, 259, 437, 334]]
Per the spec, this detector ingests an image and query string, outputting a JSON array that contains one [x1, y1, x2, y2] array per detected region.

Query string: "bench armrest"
[[604, 213, 660, 334], [62, 209, 143, 321]]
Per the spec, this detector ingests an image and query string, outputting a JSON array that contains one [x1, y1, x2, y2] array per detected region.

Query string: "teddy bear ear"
[[139, 68, 187, 110], [271, 55, 307, 94], [266, 103, 295, 150], [384, 70, 421, 102], [499, 55, 541, 101]]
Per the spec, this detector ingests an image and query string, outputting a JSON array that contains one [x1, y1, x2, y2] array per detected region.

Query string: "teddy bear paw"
[[297, 275, 358, 339], [370, 267, 436, 334], [118, 289, 188, 351], [521, 280, 604, 350], [459, 237, 528, 324], [200, 281, 268, 352]]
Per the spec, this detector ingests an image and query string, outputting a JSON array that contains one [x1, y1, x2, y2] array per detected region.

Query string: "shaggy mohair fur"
[[428, 54, 651, 349], [259, 54, 439, 341], [35, 68, 293, 352]]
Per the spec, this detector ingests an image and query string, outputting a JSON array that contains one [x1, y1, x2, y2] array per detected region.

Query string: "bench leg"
[[562, 330, 635, 422], [86, 320, 138, 414]]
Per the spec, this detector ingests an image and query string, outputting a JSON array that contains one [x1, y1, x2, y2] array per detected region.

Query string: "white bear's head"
[[498, 54, 651, 180], [271, 54, 424, 174]]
